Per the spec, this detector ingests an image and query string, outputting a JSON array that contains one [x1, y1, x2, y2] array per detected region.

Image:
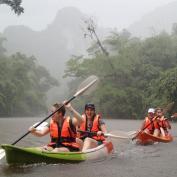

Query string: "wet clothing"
[[143, 117, 154, 134], [48, 117, 79, 151], [153, 116, 171, 135], [78, 114, 105, 142], [159, 117, 171, 135]]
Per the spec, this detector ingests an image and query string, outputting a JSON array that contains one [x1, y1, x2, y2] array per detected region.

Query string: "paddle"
[[77, 130, 131, 139], [0, 75, 98, 160], [132, 117, 157, 141], [0, 122, 50, 159], [109, 130, 137, 138]]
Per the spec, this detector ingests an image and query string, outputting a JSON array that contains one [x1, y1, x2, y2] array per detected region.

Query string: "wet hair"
[[53, 103, 65, 116], [155, 107, 163, 113], [85, 103, 95, 110]]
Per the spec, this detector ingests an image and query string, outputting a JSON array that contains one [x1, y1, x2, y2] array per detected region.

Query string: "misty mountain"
[[3, 7, 91, 77], [128, 0, 177, 38], [3, 2, 177, 77], [2, 7, 110, 102]]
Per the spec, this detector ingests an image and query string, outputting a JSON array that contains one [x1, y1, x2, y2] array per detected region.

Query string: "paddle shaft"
[[78, 129, 132, 139], [77, 130, 97, 136], [11, 77, 98, 145], [132, 117, 156, 141], [77, 130, 131, 139], [12, 97, 75, 145]]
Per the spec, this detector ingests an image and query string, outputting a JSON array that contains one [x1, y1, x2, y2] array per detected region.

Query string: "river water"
[[0, 118, 176, 177]]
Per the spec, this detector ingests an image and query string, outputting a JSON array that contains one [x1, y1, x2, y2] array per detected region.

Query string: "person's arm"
[[29, 126, 50, 137], [97, 119, 107, 135], [65, 102, 83, 126], [100, 124, 107, 133], [164, 119, 171, 129]]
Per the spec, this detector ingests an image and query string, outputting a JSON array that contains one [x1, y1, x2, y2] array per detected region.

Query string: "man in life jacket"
[[153, 108, 171, 137], [29, 102, 83, 152], [140, 108, 155, 134], [78, 103, 107, 151]]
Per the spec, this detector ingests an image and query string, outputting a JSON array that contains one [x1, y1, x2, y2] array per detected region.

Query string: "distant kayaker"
[[133, 108, 155, 144], [153, 107, 171, 137], [77, 103, 107, 151], [140, 108, 155, 134], [29, 102, 83, 152]]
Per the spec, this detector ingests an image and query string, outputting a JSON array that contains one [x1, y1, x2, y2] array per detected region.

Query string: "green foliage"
[[149, 67, 177, 112], [64, 29, 177, 119], [0, 48, 59, 116]]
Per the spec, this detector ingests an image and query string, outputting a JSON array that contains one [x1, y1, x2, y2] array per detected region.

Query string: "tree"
[[64, 28, 177, 119], [0, 52, 59, 116], [0, 0, 24, 15]]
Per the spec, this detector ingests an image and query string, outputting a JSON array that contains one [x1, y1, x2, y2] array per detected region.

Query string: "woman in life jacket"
[[153, 108, 171, 137], [78, 103, 107, 151], [29, 102, 83, 152], [140, 108, 155, 134]]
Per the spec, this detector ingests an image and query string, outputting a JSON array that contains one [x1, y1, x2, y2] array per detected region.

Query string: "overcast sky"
[[0, 0, 175, 32]]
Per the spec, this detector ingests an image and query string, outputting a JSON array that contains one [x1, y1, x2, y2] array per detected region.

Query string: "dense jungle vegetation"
[[0, 37, 58, 116], [64, 25, 177, 119]]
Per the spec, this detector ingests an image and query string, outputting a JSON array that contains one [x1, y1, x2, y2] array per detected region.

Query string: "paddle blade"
[[107, 131, 132, 144], [110, 130, 133, 137], [127, 131, 137, 136], [109, 130, 136, 139], [104, 133, 129, 139], [74, 75, 99, 97], [0, 149, 5, 160]]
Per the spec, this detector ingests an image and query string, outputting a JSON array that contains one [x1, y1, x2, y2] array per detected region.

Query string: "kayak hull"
[[136, 132, 173, 145], [1, 141, 113, 165]]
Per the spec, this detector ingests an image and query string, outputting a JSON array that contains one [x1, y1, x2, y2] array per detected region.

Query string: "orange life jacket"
[[144, 117, 154, 132], [158, 116, 166, 129], [153, 116, 162, 129], [153, 116, 167, 129], [78, 114, 105, 141], [159, 116, 171, 131], [152, 116, 171, 136], [49, 117, 79, 149]]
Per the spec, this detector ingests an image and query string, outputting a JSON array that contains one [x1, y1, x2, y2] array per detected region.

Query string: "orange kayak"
[[136, 131, 173, 145]]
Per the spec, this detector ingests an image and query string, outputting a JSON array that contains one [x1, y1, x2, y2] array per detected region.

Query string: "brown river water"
[[0, 118, 177, 177]]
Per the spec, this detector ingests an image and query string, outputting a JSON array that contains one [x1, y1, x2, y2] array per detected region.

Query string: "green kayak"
[[1, 141, 113, 165]]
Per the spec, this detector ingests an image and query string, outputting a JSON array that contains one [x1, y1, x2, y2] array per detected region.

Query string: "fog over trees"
[[1, 1, 177, 118]]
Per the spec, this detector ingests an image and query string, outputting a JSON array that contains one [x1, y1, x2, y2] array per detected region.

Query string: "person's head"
[[155, 107, 163, 117], [84, 103, 95, 119], [51, 103, 66, 121], [147, 108, 155, 118]]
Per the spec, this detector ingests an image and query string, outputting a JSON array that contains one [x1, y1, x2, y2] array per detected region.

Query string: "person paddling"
[[134, 108, 155, 144], [77, 103, 107, 151], [140, 108, 155, 134], [29, 102, 83, 152], [153, 108, 171, 137]]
